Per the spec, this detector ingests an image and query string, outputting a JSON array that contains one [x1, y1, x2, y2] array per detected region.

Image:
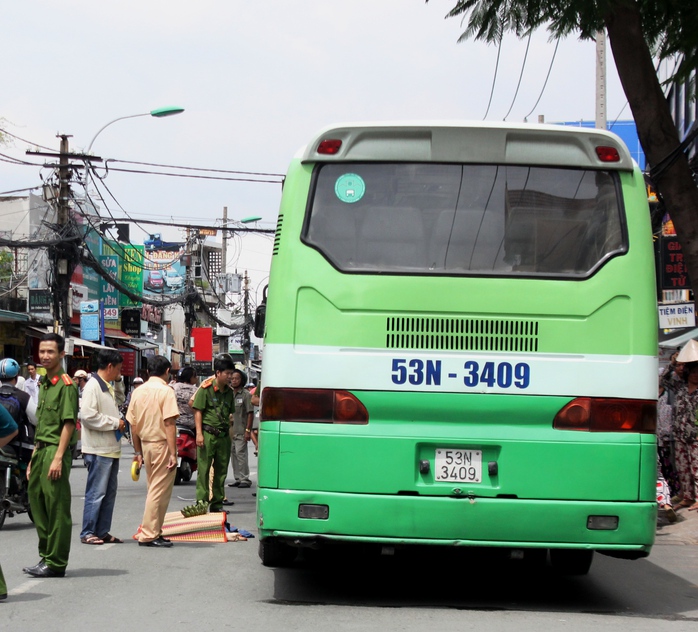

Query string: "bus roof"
[[300, 121, 635, 171]]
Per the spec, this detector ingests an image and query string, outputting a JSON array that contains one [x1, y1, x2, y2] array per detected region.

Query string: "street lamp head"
[[86, 106, 186, 153], [149, 106, 185, 118], [240, 216, 262, 224]]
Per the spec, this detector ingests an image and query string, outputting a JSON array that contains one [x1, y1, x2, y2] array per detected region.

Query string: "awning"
[[0, 309, 29, 323], [123, 338, 159, 351], [71, 337, 110, 350], [658, 328, 698, 349], [104, 329, 131, 341]]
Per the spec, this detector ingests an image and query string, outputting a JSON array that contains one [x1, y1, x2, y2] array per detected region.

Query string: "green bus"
[[256, 122, 658, 575]]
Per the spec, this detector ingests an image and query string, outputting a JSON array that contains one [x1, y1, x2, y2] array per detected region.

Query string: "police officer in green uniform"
[[192, 357, 236, 512], [23, 333, 78, 578]]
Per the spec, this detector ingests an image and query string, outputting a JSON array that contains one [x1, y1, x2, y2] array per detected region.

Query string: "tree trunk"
[[605, 3, 698, 300]]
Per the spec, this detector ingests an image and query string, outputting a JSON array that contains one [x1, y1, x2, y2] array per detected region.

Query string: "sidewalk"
[[655, 503, 698, 545]]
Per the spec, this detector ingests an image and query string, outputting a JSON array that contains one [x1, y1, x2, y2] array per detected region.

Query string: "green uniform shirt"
[[230, 387, 253, 435], [35, 371, 79, 446], [192, 380, 236, 431]]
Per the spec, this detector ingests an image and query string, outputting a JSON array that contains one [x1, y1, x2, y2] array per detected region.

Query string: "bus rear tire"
[[259, 538, 297, 567], [550, 549, 594, 576]]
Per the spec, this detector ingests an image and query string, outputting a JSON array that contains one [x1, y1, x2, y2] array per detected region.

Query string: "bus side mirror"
[[254, 304, 266, 338]]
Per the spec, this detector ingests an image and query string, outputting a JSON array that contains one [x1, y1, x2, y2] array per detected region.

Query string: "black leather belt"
[[34, 440, 54, 450], [202, 424, 227, 438]]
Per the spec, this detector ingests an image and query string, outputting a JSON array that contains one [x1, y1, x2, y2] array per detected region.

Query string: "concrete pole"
[[595, 30, 607, 130]]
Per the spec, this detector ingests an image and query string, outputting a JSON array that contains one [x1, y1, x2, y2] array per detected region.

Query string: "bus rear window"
[[303, 163, 626, 278]]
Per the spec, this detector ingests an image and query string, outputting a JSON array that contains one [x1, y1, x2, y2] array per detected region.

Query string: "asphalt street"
[[1, 444, 698, 631]]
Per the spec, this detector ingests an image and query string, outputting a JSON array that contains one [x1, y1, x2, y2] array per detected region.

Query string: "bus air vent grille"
[[272, 215, 284, 256], [386, 317, 539, 352]]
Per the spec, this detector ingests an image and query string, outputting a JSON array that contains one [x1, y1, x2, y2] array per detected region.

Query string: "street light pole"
[[85, 106, 185, 153]]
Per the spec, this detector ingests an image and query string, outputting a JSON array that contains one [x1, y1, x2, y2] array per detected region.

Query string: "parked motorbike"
[[0, 446, 32, 529], [175, 425, 197, 485]]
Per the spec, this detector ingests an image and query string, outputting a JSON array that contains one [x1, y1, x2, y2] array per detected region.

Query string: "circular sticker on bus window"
[[335, 174, 365, 204]]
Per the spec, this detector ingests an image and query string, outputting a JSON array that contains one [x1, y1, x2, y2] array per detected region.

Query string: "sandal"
[[81, 535, 104, 545], [101, 534, 123, 544], [675, 499, 694, 508], [229, 533, 248, 542]]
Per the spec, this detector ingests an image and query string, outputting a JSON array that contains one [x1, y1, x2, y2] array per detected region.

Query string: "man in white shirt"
[[79, 350, 125, 545], [23, 362, 41, 405]]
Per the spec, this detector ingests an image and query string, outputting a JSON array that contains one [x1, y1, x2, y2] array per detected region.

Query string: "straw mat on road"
[[133, 511, 228, 543]]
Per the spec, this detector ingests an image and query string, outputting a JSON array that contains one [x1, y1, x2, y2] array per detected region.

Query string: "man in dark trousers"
[[23, 333, 78, 578], [192, 357, 237, 512]]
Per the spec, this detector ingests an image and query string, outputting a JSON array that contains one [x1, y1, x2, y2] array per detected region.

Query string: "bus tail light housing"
[[317, 139, 342, 155], [261, 388, 368, 424], [595, 146, 621, 162], [553, 398, 656, 433]]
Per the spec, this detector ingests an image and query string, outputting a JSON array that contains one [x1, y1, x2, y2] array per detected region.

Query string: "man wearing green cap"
[[23, 333, 78, 578], [192, 357, 236, 512]]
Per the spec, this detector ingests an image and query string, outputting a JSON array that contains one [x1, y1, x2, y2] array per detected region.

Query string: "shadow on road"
[[269, 545, 698, 619]]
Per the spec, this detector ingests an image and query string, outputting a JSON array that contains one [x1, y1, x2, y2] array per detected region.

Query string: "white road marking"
[[9, 579, 42, 596]]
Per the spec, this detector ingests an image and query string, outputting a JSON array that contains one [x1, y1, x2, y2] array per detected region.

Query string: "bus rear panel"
[[257, 123, 658, 571]]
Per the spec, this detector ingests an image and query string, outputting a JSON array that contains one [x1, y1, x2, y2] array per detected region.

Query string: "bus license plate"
[[434, 449, 482, 483]]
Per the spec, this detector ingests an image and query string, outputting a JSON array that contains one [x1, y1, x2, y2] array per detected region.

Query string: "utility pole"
[[219, 206, 230, 355], [595, 30, 607, 130], [183, 226, 196, 363], [54, 134, 75, 337], [242, 270, 251, 369]]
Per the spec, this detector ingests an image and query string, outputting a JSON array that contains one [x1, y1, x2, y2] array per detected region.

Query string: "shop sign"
[[141, 304, 163, 325], [661, 237, 690, 290], [29, 290, 52, 314], [658, 303, 696, 329], [99, 255, 120, 319], [121, 308, 141, 336], [118, 349, 136, 377]]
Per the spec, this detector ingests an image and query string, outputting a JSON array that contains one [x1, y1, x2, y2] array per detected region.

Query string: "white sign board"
[[658, 303, 696, 329]]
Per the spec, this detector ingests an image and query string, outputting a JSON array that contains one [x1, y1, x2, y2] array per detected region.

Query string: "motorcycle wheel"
[[0, 478, 7, 530]]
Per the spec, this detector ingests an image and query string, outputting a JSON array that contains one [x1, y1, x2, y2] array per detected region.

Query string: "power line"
[[98, 162, 283, 184], [523, 38, 560, 121], [108, 158, 285, 179], [0, 128, 55, 152], [503, 31, 532, 122], [483, 36, 503, 120]]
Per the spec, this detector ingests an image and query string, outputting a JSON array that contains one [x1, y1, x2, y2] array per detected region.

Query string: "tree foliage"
[[439, 0, 697, 84]]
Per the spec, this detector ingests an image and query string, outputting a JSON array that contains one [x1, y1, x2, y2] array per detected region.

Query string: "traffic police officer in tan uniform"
[[192, 357, 237, 512], [23, 333, 78, 578]]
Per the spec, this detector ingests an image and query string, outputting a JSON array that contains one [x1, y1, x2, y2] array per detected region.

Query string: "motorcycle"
[[0, 446, 32, 529], [175, 425, 198, 485]]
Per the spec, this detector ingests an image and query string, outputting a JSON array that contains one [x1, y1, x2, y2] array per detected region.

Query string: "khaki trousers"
[[139, 440, 176, 543]]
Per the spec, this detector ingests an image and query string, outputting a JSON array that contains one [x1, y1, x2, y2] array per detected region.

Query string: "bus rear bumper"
[[257, 489, 655, 554]]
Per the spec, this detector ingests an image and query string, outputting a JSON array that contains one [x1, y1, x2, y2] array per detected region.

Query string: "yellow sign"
[[199, 228, 217, 237]]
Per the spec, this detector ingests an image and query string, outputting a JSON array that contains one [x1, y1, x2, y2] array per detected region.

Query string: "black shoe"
[[22, 561, 43, 574], [238, 481, 252, 488], [139, 536, 173, 548], [0, 593, 7, 601], [25, 562, 65, 578], [221, 499, 235, 506], [227, 481, 241, 487]]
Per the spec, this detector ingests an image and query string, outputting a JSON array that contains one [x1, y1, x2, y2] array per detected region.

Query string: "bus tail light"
[[261, 388, 368, 424], [595, 146, 621, 162], [317, 139, 342, 155], [553, 398, 656, 433]]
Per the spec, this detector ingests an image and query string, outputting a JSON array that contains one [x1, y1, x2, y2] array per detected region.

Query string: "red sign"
[[118, 349, 136, 377], [191, 327, 213, 362]]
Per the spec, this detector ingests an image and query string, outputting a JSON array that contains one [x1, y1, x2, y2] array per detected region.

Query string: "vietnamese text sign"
[[658, 303, 696, 329], [120, 245, 144, 308], [80, 313, 100, 341], [661, 237, 691, 290], [99, 255, 120, 320]]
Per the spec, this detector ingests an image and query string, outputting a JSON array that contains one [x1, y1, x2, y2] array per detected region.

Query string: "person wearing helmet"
[[0, 403, 19, 600], [0, 358, 37, 462]]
